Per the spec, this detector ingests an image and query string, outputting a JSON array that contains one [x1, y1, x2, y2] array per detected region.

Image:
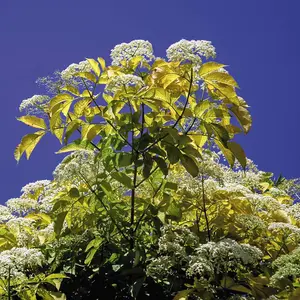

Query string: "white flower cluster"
[[53, 150, 100, 184], [104, 74, 145, 95], [158, 225, 199, 259], [0, 205, 14, 223], [0, 247, 45, 278], [21, 180, 51, 197], [6, 198, 37, 216], [188, 239, 263, 277], [286, 203, 300, 220], [236, 214, 267, 233], [268, 222, 300, 239], [166, 39, 216, 70], [19, 94, 50, 115], [110, 40, 155, 66], [61, 60, 91, 81], [6, 217, 36, 246]]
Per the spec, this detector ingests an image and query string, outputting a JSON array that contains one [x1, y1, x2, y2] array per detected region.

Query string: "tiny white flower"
[[19, 95, 50, 115], [110, 40, 155, 66]]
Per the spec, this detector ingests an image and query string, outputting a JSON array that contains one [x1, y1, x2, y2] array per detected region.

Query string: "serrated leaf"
[[17, 116, 47, 130], [56, 139, 94, 153], [87, 58, 100, 76], [203, 71, 239, 88], [180, 154, 199, 177], [50, 94, 73, 110], [84, 248, 98, 265], [153, 156, 168, 176], [14, 131, 46, 161], [97, 57, 106, 71], [37, 289, 66, 300], [75, 72, 96, 83], [199, 62, 226, 76], [64, 119, 83, 144], [189, 134, 207, 149], [215, 140, 235, 167], [165, 145, 181, 164], [61, 85, 80, 96], [161, 73, 180, 89], [54, 211, 68, 237], [230, 104, 252, 133], [227, 141, 247, 169], [111, 172, 133, 188]]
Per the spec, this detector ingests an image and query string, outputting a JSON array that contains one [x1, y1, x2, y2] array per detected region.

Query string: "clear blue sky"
[[0, 0, 299, 202]]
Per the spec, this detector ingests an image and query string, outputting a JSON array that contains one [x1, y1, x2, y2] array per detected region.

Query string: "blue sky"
[[0, 0, 299, 202]]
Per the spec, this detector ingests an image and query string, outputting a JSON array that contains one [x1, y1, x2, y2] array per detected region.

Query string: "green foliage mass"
[[0, 39, 299, 299]]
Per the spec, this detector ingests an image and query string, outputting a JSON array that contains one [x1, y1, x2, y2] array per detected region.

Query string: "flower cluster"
[[104, 74, 145, 95], [53, 150, 100, 184], [6, 198, 37, 216], [19, 94, 50, 115], [188, 239, 263, 277], [166, 39, 216, 70], [110, 40, 155, 66], [61, 60, 91, 81], [0, 247, 45, 278], [268, 222, 300, 239], [0, 205, 14, 223]]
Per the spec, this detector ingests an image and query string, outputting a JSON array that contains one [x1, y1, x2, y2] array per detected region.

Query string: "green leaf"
[[18, 289, 37, 300], [54, 211, 68, 237], [97, 57, 106, 71], [115, 152, 133, 167], [87, 58, 100, 76], [230, 104, 252, 133], [14, 131, 46, 161], [181, 145, 202, 158], [165, 145, 181, 164], [61, 85, 80, 96], [64, 119, 83, 144], [173, 289, 194, 300], [50, 94, 73, 110], [37, 289, 66, 300], [215, 140, 235, 167], [111, 172, 133, 188], [74, 72, 96, 83], [142, 153, 153, 179], [153, 156, 168, 176], [199, 62, 226, 76], [180, 154, 199, 177], [84, 248, 98, 265], [56, 139, 94, 153], [227, 141, 247, 169], [17, 116, 47, 130], [68, 187, 80, 198], [203, 71, 239, 88]]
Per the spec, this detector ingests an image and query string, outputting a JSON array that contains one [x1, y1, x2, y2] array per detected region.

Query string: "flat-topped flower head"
[[19, 94, 50, 115], [105, 74, 145, 95], [110, 40, 155, 66], [166, 39, 216, 70], [61, 60, 92, 81]]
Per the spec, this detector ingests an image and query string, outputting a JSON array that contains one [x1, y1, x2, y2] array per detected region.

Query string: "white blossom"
[[61, 60, 91, 81], [166, 39, 216, 70], [104, 74, 145, 95], [19, 94, 50, 115], [0, 247, 45, 278], [268, 222, 300, 238], [21, 180, 51, 197], [110, 40, 155, 66], [53, 150, 100, 184], [0, 205, 14, 223], [6, 198, 37, 215]]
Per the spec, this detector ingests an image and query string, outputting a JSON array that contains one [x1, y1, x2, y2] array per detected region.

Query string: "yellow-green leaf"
[[230, 104, 252, 133], [14, 131, 46, 161], [17, 116, 47, 130], [61, 85, 80, 96], [227, 141, 247, 169], [97, 57, 106, 71], [199, 62, 226, 76], [56, 139, 94, 153], [203, 71, 239, 88], [180, 154, 199, 177], [50, 94, 73, 110], [87, 58, 100, 76]]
